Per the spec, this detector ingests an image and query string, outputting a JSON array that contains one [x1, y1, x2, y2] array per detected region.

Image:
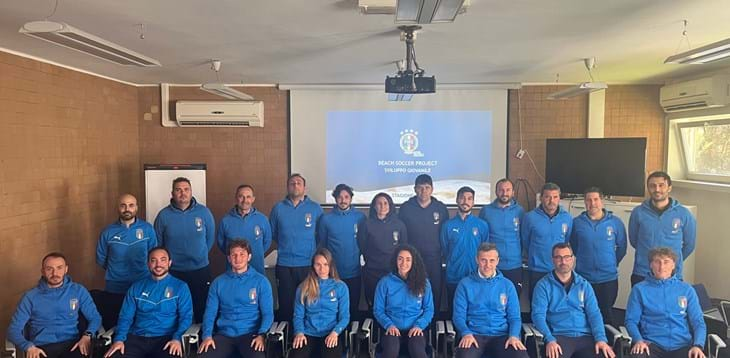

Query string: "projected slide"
[[325, 111, 492, 205]]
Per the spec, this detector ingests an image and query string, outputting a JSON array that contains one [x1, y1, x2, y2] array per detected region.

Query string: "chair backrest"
[[720, 301, 730, 327], [692, 284, 714, 313]]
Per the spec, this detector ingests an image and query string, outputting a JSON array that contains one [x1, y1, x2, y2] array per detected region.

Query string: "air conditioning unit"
[[175, 101, 263, 127], [660, 75, 730, 113]]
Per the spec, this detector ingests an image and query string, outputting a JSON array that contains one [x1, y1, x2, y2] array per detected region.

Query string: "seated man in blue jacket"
[[531, 243, 614, 358], [104, 247, 193, 358], [452, 243, 528, 358], [197, 240, 274, 358], [8, 252, 102, 358], [625, 247, 706, 358]]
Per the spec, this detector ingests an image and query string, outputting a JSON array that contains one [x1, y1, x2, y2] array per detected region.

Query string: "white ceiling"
[[2, 0, 730, 86]]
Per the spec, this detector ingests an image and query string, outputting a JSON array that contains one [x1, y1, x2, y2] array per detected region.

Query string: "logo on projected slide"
[[399, 129, 424, 157], [513, 217, 520, 231], [433, 212, 440, 224], [195, 217, 203, 231], [672, 218, 681, 234], [136, 229, 144, 240], [305, 213, 313, 228], [606, 226, 614, 240], [254, 225, 261, 238], [392, 231, 400, 244]]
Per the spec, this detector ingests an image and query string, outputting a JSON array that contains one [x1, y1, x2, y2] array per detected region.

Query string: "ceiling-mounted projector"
[[385, 25, 435, 96]]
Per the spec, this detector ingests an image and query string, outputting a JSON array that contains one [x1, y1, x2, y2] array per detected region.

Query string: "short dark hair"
[[477, 242, 498, 255], [552, 242, 573, 256], [235, 184, 255, 194], [457, 186, 475, 199], [332, 183, 354, 198], [172, 177, 191, 190], [647, 171, 672, 186], [148, 246, 170, 259], [42, 252, 67, 266], [288, 173, 306, 186], [414, 174, 433, 186], [648, 247, 678, 263], [227, 239, 252, 255], [495, 178, 514, 191], [584, 186, 603, 197], [541, 182, 561, 196]]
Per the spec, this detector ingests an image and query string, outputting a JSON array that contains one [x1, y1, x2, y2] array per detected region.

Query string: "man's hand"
[[386, 326, 400, 336], [104, 342, 124, 358], [505, 336, 527, 351], [408, 327, 424, 337], [293, 334, 307, 349], [251, 336, 265, 352], [71, 335, 92, 356], [26, 346, 47, 358], [458, 334, 479, 349], [324, 332, 339, 348], [595, 341, 616, 358], [631, 341, 651, 356], [546, 341, 563, 358], [688, 346, 705, 358], [163, 340, 182, 357], [198, 338, 216, 353]]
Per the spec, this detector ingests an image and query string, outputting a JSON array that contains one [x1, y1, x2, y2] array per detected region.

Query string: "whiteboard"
[[144, 164, 207, 223]]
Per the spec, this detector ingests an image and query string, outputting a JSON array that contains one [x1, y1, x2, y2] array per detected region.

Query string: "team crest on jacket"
[[678, 295, 687, 313], [69, 298, 79, 311], [195, 217, 203, 231], [578, 289, 585, 307], [254, 225, 261, 238], [513, 217, 520, 231], [472, 227, 479, 236], [672, 218, 681, 233], [499, 293, 508, 308], [305, 213, 312, 228], [433, 212, 440, 224], [136, 228, 144, 240], [561, 223, 568, 235], [329, 289, 337, 301], [393, 231, 400, 244], [606, 226, 614, 239], [249, 288, 257, 304], [164, 286, 174, 299], [353, 223, 358, 235]]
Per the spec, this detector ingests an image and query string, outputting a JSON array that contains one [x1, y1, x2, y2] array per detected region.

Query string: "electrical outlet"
[[515, 149, 526, 159]]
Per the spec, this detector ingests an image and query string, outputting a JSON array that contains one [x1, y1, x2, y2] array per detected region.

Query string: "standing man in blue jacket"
[[96, 194, 158, 329], [104, 247, 193, 358], [399, 174, 450, 319], [570, 187, 627, 326], [217, 184, 272, 275], [317, 183, 366, 320], [531, 243, 615, 358], [269, 173, 323, 322], [8, 252, 102, 358], [479, 178, 525, 296], [197, 240, 274, 358], [629, 171, 696, 286], [452, 243, 527, 358], [522, 182, 572, 301], [440, 186, 490, 309]]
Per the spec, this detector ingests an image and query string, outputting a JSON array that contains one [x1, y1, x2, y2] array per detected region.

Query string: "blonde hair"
[[299, 248, 341, 305]]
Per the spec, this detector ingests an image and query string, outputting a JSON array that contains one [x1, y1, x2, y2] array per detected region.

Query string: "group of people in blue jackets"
[[8, 171, 709, 358]]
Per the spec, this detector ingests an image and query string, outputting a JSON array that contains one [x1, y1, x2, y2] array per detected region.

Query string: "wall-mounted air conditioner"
[[660, 74, 730, 113], [175, 101, 264, 127]]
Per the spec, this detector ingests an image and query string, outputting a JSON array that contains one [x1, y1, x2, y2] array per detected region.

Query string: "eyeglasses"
[[552, 255, 574, 261]]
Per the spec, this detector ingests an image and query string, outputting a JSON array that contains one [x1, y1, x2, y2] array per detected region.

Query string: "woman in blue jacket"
[[374, 244, 434, 358], [625, 247, 706, 358], [290, 248, 350, 358]]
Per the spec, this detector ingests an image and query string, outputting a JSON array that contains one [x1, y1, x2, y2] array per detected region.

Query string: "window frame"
[[676, 118, 730, 184]]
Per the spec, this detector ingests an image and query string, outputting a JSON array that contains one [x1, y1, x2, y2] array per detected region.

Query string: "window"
[[677, 118, 730, 183]]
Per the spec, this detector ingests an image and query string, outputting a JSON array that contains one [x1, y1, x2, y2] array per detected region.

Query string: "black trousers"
[[631, 274, 645, 287], [631, 344, 692, 358], [456, 335, 530, 358], [38, 339, 84, 358], [343, 276, 362, 321], [422, 254, 444, 320], [287, 334, 343, 358], [171, 266, 211, 323], [547, 336, 602, 358], [196, 334, 265, 358], [110, 335, 177, 358], [91, 290, 124, 330], [446, 283, 459, 317], [362, 267, 389, 310], [527, 271, 548, 303], [275, 265, 310, 322], [590, 280, 618, 326], [380, 329, 428, 358], [501, 267, 524, 298]]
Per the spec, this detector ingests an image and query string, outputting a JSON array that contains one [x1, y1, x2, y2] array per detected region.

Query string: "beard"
[[498, 195, 511, 204], [120, 211, 135, 220]]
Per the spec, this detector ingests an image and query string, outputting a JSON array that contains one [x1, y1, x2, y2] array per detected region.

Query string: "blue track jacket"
[[531, 272, 607, 343], [440, 213, 490, 284], [154, 198, 215, 271], [317, 207, 366, 279], [115, 274, 193, 342], [625, 275, 706, 350], [521, 205, 572, 273], [201, 269, 274, 339], [629, 199, 696, 278], [570, 210, 627, 284], [374, 273, 434, 330], [269, 196, 323, 267], [217, 207, 272, 275], [479, 199, 525, 270], [8, 276, 101, 351], [97, 218, 158, 294], [452, 271, 521, 337], [293, 278, 350, 337], [398, 196, 450, 260]]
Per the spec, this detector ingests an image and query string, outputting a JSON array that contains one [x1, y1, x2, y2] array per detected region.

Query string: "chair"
[[266, 320, 360, 358], [708, 334, 727, 358], [359, 318, 435, 358], [527, 324, 628, 358], [720, 300, 730, 338]]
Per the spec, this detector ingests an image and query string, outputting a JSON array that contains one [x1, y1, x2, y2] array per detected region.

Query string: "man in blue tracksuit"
[[8, 252, 101, 358], [197, 240, 274, 358], [269, 173, 323, 322], [479, 178, 525, 296], [217, 184, 272, 275], [531, 243, 615, 358], [624, 247, 706, 358], [522, 182, 572, 301], [153, 177, 214, 323], [629, 171, 696, 286], [399, 174, 450, 319], [452, 243, 528, 358], [104, 247, 193, 358], [441, 186, 490, 308], [570, 187, 627, 326], [96, 194, 158, 329], [317, 183, 366, 320]]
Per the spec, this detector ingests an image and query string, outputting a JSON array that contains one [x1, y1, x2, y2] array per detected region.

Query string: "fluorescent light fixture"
[[396, 0, 466, 23], [200, 83, 254, 100], [664, 37, 730, 64], [387, 93, 414, 101], [547, 82, 608, 100], [19, 21, 161, 67]]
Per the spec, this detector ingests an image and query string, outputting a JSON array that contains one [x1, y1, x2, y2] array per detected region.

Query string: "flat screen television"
[[545, 138, 647, 197]]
